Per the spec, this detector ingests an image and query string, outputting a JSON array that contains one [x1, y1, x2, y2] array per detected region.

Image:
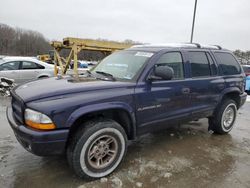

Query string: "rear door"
[[0, 61, 21, 83], [19, 61, 45, 82], [184, 50, 224, 118]]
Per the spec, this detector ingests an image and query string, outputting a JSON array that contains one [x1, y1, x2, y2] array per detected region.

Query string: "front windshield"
[[92, 51, 154, 80]]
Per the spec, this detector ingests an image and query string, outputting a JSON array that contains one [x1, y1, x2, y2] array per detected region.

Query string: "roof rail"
[[186, 43, 201, 48], [131, 43, 201, 48], [131, 43, 223, 50], [213, 45, 222, 50], [200, 44, 223, 50], [185, 43, 222, 50]]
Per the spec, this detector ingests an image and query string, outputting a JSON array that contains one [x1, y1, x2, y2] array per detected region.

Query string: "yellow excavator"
[[37, 54, 51, 62], [37, 50, 55, 64]]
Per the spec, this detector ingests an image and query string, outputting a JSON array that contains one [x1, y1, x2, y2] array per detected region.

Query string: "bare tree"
[[0, 23, 51, 56]]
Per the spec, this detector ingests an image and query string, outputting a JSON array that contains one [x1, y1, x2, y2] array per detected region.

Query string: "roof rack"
[[185, 43, 201, 48], [131, 43, 201, 48], [199, 44, 223, 50], [213, 45, 222, 50], [131, 43, 223, 50]]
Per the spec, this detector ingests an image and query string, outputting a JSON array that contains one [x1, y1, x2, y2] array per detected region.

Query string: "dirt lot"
[[1, 96, 250, 188]]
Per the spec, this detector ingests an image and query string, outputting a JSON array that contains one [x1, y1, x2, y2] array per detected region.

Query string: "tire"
[[208, 99, 237, 134], [67, 119, 127, 179]]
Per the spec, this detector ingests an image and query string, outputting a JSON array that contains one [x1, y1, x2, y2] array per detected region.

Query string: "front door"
[[135, 51, 192, 134], [0, 61, 21, 83]]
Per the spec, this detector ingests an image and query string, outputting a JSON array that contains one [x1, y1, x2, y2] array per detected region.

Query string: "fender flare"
[[220, 87, 241, 99], [218, 87, 241, 107], [66, 102, 136, 138]]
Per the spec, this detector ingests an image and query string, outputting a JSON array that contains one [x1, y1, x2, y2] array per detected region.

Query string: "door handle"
[[182, 88, 190, 94]]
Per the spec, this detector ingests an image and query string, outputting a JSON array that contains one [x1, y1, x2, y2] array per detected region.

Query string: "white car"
[[0, 56, 54, 84]]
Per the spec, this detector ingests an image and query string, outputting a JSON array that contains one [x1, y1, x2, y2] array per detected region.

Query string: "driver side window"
[[156, 52, 184, 79], [0, 61, 20, 71]]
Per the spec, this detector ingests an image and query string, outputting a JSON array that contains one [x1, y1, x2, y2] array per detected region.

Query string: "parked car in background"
[[0, 56, 54, 84], [79, 60, 89, 68], [242, 65, 250, 93], [69, 60, 88, 69], [87, 61, 98, 66]]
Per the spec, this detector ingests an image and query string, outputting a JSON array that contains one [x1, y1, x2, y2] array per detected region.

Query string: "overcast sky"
[[1, 0, 249, 50]]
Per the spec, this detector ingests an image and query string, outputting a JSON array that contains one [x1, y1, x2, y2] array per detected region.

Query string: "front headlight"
[[24, 109, 56, 130]]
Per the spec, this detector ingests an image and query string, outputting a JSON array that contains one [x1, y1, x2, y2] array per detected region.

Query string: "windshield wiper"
[[95, 71, 116, 81]]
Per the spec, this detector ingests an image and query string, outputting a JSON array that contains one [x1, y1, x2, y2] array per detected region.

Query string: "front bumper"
[[239, 92, 247, 108], [7, 107, 69, 156]]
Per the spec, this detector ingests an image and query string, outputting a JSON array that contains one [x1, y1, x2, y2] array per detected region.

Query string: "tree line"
[[0, 23, 51, 56], [1, 23, 249, 63], [233, 50, 250, 64], [0, 23, 140, 61]]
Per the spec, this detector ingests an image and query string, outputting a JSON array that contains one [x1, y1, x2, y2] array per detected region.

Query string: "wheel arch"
[[220, 87, 241, 109], [66, 103, 136, 142], [37, 74, 50, 79]]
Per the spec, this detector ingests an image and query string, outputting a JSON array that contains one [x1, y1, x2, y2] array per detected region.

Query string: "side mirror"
[[150, 65, 174, 80]]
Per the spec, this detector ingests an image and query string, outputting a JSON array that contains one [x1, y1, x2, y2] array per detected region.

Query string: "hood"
[[14, 77, 134, 102]]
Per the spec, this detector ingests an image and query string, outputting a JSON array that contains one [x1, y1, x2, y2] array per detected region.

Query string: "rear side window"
[[214, 52, 241, 75], [156, 52, 184, 79], [21, 61, 44, 69], [189, 52, 210, 77]]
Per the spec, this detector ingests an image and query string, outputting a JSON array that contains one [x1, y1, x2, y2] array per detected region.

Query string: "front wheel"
[[208, 99, 237, 134], [67, 120, 127, 179]]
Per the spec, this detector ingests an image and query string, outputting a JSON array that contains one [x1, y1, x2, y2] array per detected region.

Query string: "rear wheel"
[[208, 99, 237, 134], [67, 119, 127, 179]]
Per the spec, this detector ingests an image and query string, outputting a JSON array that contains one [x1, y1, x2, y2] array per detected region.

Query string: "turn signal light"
[[25, 120, 56, 130]]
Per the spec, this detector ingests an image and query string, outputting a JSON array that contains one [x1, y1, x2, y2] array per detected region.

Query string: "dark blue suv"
[[7, 43, 247, 179]]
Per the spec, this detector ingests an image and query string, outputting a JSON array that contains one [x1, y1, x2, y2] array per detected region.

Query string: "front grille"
[[11, 92, 24, 124]]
